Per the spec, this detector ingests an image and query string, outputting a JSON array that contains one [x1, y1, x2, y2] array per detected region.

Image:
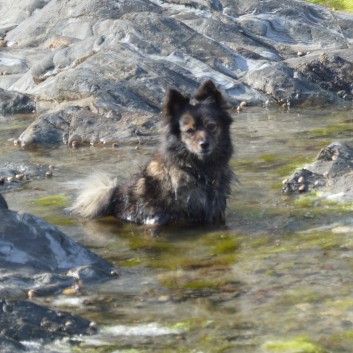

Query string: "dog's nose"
[[200, 140, 209, 150]]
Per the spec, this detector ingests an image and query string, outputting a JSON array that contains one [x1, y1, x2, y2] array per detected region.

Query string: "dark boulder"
[[0, 88, 35, 115], [0, 209, 117, 298], [0, 300, 96, 351], [0, 193, 8, 209]]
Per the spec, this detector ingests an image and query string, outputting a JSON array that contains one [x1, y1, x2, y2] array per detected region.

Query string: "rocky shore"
[[1, 0, 353, 350], [0, 0, 352, 146]]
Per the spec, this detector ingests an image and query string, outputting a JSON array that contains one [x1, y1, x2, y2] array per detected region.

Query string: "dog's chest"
[[168, 166, 215, 205]]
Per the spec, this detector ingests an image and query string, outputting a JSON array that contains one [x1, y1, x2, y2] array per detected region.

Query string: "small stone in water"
[[89, 321, 98, 330], [45, 171, 53, 178], [28, 289, 37, 299], [62, 287, 79, 295], [0, 177, 4, 184], [298, 176, 305, 184], [298, 184, 306, 192], [7, 176, 15, 182], [158, 295, 170, 302], [110, 269, 119, 276], [15, 173, 24, 180], [239, 101, 247, 108], [65, 320, 74, 327]]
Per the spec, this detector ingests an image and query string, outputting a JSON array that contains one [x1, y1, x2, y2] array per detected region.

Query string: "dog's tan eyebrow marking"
[[180, 114, 196, 129]]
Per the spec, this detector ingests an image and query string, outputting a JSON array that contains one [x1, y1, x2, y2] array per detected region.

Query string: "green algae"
[[300, 122, 353, 139], [325, 298, 353, 310], [43, 216, 76, 226], [263, 337, 326, 353], [128, 235, 177, 253], [212, 235, 240, 255], [168, 318, 212, 331], [33, 194, 70, 208], [119, 257, 143, 267]]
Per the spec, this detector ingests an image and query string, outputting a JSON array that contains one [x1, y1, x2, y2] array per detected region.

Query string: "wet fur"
[[71, 80, 234, 225]]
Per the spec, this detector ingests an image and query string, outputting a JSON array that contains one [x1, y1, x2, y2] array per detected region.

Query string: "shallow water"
[[3, 106, 353, 352]]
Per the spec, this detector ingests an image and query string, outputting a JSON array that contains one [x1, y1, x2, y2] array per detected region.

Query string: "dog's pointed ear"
[[163, 88, 189, 118], [194, 80, 226, 107]]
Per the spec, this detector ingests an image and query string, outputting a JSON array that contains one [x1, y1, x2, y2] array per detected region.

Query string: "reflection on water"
[[2, 107, 353, 352]]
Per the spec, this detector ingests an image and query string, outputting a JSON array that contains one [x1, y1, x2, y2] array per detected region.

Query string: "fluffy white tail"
[[69, 172, 118, 219]]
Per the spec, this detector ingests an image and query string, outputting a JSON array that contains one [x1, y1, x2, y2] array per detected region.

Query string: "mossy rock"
[[308, 0, 353, 12]]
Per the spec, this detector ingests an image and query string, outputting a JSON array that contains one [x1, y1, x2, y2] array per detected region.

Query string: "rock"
[[0, 88, 35, 115], [0, 161, 52, 191], [0, 0, 51, 26], [282, 142, 353, 203], [0, 299, 95, 350], [0, 0, 352, 145], [0, 194, 8, 209], [0, 335, 25, 353], [17, 105, 159, 146], [0, 209, 117, 298], [0, 208, 117, 349], [296, 54, 353, 100]]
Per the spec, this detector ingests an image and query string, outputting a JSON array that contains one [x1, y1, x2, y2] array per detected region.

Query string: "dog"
[[70, 80, 234, 225]]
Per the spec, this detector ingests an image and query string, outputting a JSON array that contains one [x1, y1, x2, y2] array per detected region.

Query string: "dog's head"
[[163, 80, 232, 160]]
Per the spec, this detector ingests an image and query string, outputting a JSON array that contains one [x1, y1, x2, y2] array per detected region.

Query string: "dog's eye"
[[207, 123, 217, 132], [186, 128, 195, 134]]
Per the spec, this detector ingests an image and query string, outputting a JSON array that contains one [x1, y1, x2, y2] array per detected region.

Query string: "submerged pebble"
[[298, 176, 305, 184], [298, 184, 306, 192]]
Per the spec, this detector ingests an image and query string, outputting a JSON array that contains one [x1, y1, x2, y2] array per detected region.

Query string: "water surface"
[[2, 106, 353, 352]]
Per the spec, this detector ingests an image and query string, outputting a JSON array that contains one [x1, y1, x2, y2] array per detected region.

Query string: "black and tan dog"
[[70, 80, 234, 225]]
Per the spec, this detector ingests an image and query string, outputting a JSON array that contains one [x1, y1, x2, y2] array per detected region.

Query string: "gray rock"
[[0, 299, 96, 350], [0, 335, 25, 353], [0, 208, 114, 349], [283, 142, 353, 203], [0, 194, 8, 209], [0, 161, 52, 191], [17, 105, 159, 147], [0, 209, 117, 298], [0, 0, 50, 26], [0, 88, 35, 115], [0, 0, 352, 145]]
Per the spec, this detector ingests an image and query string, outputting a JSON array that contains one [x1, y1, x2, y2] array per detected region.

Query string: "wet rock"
[[0, 161, 52, 191], [0, 209, 117, 297], [0, 194, 8, 209], [0, 88, 35, 115], [282, 169, 326, 194], [18, 105, 158, 146], [283, 142, 353, 203], [0, 299, 94, 348], [0, 335, 25, 353]]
